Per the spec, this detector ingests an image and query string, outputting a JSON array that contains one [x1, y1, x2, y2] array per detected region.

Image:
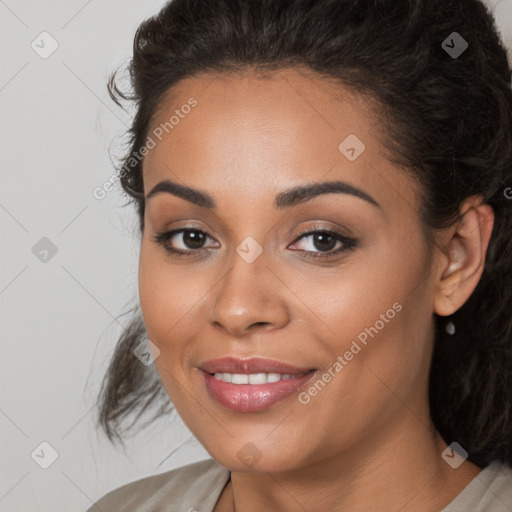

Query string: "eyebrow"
[[145, 179, 381, 210]]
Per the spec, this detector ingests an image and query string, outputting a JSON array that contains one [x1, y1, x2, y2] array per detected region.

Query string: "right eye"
[[153, 228, 219, 258]]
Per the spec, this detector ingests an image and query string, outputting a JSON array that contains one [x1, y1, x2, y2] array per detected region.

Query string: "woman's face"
[[139, 68, 439, 472]]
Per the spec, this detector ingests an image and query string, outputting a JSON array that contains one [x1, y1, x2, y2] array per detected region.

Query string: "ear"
[[433, 195, 494, 317]]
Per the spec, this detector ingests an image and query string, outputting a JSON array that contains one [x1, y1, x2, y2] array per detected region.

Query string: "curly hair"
[[95, 0, 512, 468]]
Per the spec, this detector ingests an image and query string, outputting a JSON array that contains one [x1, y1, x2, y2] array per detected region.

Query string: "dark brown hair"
[[96, 0, 512, 468]]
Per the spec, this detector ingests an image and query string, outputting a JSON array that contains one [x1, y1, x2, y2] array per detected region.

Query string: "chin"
[[205, 444, 303, 474]]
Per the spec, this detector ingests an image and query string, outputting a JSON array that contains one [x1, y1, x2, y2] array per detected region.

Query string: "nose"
[[208, 251, 290, 337]]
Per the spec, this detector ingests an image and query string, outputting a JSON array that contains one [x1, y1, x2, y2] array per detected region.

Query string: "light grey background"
[[1, 1, 511, 510]]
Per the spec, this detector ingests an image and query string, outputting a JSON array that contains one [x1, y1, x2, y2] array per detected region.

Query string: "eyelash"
[[152, 226, 357, 261]]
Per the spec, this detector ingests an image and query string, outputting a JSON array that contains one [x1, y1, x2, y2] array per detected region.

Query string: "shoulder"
[[442, 460, 512, 512], [479, 461, 512, 510], [87, 458, 230, 512]]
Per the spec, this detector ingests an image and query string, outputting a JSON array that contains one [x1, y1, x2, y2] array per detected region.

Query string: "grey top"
[[87, 458, 512, 512]]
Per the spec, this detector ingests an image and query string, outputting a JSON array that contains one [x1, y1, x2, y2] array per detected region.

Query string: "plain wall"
[[0, 0, 511, 510]]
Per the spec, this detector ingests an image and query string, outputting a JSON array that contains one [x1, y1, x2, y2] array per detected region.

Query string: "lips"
[[199, 356, 315, 375], [198, 357, 317, 412]]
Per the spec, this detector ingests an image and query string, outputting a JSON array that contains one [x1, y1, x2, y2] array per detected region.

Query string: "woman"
[[88, 0, 512, 510]]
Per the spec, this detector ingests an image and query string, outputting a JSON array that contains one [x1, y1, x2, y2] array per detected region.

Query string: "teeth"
[[213, 372, 307, 384], [231, 374, 248, 384], [249, 373, 267, 384]]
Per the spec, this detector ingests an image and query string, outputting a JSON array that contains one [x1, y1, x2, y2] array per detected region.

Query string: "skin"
[[138, 67, 494, 512]]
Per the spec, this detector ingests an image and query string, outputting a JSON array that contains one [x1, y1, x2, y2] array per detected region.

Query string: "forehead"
[[142, 67, 420, 215], [150, 66, 370, 119], [145, 66, 379, 158]]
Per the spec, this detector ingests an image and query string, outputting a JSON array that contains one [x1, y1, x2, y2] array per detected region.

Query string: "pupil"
[[185, 230, 205, 249], [314, 233, 335, 251]]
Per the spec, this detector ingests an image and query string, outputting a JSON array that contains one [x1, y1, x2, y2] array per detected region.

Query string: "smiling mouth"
[[198, 356, 318, 411], [200, 366, 318, 412]]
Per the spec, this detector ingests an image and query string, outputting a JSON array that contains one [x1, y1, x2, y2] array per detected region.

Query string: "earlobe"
[[433, 199, 494, 317]]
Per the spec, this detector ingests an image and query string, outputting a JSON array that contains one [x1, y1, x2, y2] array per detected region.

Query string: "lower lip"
[[201, 370, 316, 412]]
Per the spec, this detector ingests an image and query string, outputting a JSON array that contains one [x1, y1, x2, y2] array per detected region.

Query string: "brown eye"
[[153, 228, 218, 258], [288, 229, 357, 260]]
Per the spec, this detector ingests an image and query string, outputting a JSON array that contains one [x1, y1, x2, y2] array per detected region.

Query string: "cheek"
[[138, 243, 198, 408], [138, 243, 183, 349], [139, 245, 164, 331], [313, 234, 431, 380], [138, 240, 211, 356], [302, 250, 410, 342]]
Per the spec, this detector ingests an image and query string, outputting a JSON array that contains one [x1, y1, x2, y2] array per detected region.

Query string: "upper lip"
[[199, 357, 315, 375]]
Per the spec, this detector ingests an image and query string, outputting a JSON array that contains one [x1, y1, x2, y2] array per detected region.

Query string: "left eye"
[[288, 229, 357, 259], [153, 228, 357, 260]]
